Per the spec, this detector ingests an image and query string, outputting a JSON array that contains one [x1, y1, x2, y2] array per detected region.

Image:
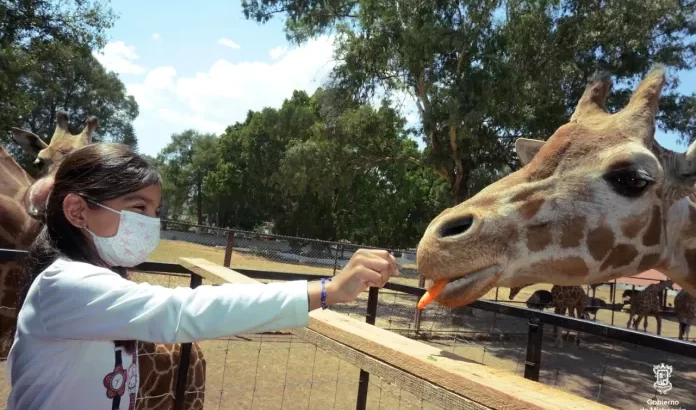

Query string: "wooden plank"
[[294, 327, 488, 410], [180, 257, 614, 410]]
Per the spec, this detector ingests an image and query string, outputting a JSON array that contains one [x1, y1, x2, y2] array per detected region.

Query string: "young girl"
[[7, 143, 399, 410]]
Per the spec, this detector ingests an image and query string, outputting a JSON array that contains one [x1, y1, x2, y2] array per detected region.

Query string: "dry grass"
[[149, 239, 336, 275]]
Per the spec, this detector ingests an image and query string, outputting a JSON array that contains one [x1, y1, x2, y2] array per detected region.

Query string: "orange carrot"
[[417, 279, 448, 310]]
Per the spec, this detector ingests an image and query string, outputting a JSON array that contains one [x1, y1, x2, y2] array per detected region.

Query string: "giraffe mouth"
[[429, 265, 501, 308]]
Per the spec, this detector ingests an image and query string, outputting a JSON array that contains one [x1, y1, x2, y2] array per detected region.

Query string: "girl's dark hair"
[[19, 143, 161, 354]]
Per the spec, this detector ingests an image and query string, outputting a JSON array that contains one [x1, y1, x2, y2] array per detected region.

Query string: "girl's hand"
[[308, 249, 400, 310]]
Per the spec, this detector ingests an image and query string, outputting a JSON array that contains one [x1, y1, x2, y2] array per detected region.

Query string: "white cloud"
[[93, 41, 145, 75], [269, 46, 287, 60], [126, 67, 177, 110], [152, 33, 161, 42], [120, 36, 337, 155], [217, 38, 240, 49]]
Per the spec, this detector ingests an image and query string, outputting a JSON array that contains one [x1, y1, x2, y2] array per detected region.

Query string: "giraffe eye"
[[604, 168, 654, 198]]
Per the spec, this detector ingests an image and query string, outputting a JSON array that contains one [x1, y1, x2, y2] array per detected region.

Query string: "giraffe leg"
[[687, 319, 692, 341], [575, 306, 585, 347], [626, 313, 633, 329], [655, 313, 661, 335], [553, 307, 563, 348], [567, 308, 576, 345], [558, 306, 568, 348]]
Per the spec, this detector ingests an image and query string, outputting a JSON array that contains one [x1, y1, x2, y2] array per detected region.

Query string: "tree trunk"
[[196, 175, 203, 225], [449, 166, 471, 205]]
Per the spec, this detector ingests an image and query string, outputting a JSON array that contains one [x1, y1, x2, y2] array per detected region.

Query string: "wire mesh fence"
[[156, 220, 421, 283], [362, 289, 696, 410], [125, 269, 448, 410]]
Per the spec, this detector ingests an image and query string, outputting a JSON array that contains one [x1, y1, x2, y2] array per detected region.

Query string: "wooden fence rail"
[[178, 257, 612, 410]]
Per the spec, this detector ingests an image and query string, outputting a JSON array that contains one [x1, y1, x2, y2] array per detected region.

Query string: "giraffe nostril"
[[438, 215, 474, 238]]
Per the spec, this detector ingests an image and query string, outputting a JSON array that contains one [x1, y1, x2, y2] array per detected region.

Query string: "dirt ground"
[[0, 239, 692, 410]]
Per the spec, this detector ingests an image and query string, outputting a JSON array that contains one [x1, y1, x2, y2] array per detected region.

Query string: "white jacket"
[[7, 258, 309, 410]]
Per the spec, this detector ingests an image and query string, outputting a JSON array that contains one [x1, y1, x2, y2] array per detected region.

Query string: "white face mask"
[[83, 200, 161, 267]]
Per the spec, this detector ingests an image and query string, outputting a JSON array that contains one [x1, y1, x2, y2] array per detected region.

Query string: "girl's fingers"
[[356, 254, 391, 273], [358, 268, 385, 288], [359, 250, 401, 277]]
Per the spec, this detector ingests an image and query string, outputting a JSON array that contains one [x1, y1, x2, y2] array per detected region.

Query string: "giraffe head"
[[417, 65, 696, 308], [11, 110, 98, 173]]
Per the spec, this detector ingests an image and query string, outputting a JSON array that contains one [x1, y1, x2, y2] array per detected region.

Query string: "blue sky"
[[97, 0, 695, 156]]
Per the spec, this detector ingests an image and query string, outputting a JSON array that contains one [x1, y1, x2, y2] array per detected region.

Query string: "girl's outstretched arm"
[[32, 259, 311, 343], [29, 249, 398, 344]]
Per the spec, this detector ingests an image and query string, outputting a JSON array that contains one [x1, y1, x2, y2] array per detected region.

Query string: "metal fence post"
[[356, 287, 379, 410], [173, 272, 203, 410], [523, 317, 543, 382], [413, 275, 426, 335], [223, 230, 234, 268], [333, 244, 343, 276]]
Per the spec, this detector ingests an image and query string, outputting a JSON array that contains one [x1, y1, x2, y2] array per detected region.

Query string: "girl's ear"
[[63, 193, 89, 229]]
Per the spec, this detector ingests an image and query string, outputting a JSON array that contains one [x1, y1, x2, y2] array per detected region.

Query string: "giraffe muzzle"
[[433, 265, 501, 308]]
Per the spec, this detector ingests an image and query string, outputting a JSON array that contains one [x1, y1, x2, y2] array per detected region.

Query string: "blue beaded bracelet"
[[321, 277, 332, 309]]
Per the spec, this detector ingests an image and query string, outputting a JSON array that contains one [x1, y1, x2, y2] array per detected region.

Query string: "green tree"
[[208, 91, 323, 230], [16, 41, 139, 144], [273, 91, 443, 247], [242, 0, 696, 204], [207, 88, 447, 247], [156, 130, 219, 224], [1, 1, 138, 167]]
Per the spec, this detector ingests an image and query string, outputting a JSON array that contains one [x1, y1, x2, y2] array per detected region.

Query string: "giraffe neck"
[[658, 193, 696, 292], [0, 146, 38, 249]]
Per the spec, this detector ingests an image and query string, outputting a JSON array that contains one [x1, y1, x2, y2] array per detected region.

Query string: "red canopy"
[[613, 269, 681, 290]]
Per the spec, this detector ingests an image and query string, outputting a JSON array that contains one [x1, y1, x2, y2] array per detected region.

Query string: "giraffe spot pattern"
[[684, 249, 696, 282], [560, 216, 586, 248], [637, 253, 661, 272], [620, 209, 649, 238], [642, 206, 662, 246], [587, 225, 615, 261], [529, 257, 589, 277], [509, 188, 537, 203], [499, 224, 520, 251], [518, 197, 545, 220], [526, 223, 552, 252], [600, 244, 638, 271]]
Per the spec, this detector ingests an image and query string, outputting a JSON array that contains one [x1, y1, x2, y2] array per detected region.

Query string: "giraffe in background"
[[674, 288, 696, 341], [4, 111, 206, 409], [416, 66, 696, 318], [509, 285, 586, 347], [622, 280, 673, 335]]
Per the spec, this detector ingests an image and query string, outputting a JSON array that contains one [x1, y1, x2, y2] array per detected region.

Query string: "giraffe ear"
[[515, 138, 545, 166], [671, 139, 696, 185], [11, 128, 48, 156]]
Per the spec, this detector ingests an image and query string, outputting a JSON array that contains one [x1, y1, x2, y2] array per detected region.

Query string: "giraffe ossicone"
[[417, 65, 696, 308], [1, 111, 206, 409]]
